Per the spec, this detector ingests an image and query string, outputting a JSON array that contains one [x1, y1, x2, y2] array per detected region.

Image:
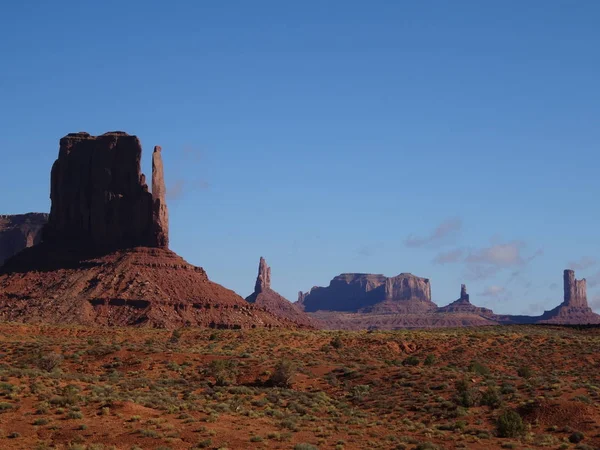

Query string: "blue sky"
[[1, 1, 599, 314]]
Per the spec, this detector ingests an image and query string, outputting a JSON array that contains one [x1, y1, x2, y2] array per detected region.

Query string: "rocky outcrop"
[[42, 132, 168, 253], [437, 284, 494, 315], [0, 132, 299, 330], [246, 257, 317, 328], [563, 269, 587, 308], [297, 272, 436, 313], [537, 270, 600, 324], [255, 257, 271, 293], [0, 247, 297, 329], [0, 213, 48, 266]]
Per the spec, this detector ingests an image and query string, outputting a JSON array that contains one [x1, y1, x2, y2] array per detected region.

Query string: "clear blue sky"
[[1, 1, 599, 314]]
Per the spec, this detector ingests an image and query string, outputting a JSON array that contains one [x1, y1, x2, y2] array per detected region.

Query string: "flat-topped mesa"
[[42, 132, 169, 253], [564, 269, 587, 308], [254, 257, 272, 293], [297, 272, 435, 313]]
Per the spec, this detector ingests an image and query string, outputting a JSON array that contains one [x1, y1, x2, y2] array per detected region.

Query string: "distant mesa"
[[246, 257, 317, 328], [297, 272, 436, 314], [0, 132, 297, 330], [298, 269, 600, 330], [0, 213, 48, 266]]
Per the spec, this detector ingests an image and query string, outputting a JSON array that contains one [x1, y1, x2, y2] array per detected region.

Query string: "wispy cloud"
[[432, 248, 464, 265], [463, 241, 543, 281], [405, 218, 462, 248], [568, 256, 597, 271], [467, 241, 526, 266], [587, 271, 600, 288], [479, 285, 506, 297]]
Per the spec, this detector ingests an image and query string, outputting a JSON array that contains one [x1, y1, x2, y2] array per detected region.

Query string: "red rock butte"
[[0, 132, 296, 329]]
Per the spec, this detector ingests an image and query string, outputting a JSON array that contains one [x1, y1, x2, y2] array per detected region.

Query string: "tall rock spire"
[[563, 269, 588, 308], [460, 284, 470, 302], [152, 146, 169, 248], [254, 257, 271, 293]]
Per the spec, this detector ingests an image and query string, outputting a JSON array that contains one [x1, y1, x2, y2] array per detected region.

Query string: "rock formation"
[[297, 272, 436, 314], [437, 284, 494, 315], [563, 270, 587, 308], [42, 132, 168, 253], [537, 270, 600, 324], [246, 257, 317, 328], [0, 213, 48, 266], [0, 132, 297, 329]]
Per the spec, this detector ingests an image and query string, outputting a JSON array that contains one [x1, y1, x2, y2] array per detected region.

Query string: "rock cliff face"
[[297, 273, 436, 313], [0, 132, 297, 330], [42, 132, 168, 253], [537, 270, 600, 324], [563, 270, 587, 308], [0, 213, 48, 266], [246, 257, 317, 328]]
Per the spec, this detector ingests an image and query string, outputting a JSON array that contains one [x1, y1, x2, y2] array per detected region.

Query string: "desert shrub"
[[0, 402, 13, 412], [424, 354, 436, 366], [37, 353, 63, 372], [496, 410, 525, 438], [294, 444, 318, 450], [207, 359, 239, 386], [500, 383, 516, 395], [330, 336, 343, 349], [402, 356, 419, 366], [480, 386, 502, 409], [350, 385, 371, 401], [454, 379, 480, 408], [468, 361, 490, 376], [517, 366, 533, 378], [415, 443, 440, 450], [569, 431, 585, 443], [268, 359, 296, 388]]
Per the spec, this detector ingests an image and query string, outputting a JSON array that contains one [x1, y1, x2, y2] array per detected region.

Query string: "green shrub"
[[207, 359, 239, 386], [468, 361, 490, 376], [480, 386, 502, 409], [517, 366, 533, 378], [454, 379, 480, 408], [569, 431, 585, 443], [294, 444, 318, 450], [330, 336, 343, 349], [268, 359, 296, 388], [402, 356, 419, 366], [424, 354, 436, 366], [496, 410, 525, 438]]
